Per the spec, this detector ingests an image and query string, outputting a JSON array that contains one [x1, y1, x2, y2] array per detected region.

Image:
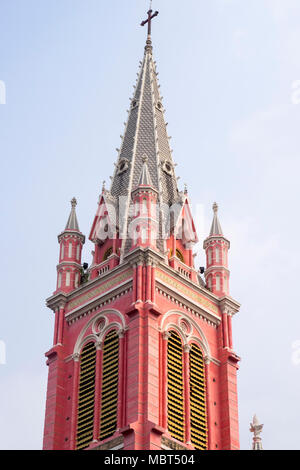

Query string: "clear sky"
[[0, 0, 299, 450]]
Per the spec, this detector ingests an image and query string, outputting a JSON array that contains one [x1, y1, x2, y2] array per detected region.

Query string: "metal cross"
[[140, 8, 159, 37]]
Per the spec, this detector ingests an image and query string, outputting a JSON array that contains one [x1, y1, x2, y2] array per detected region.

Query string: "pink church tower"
[[43, 9, 241, 451]]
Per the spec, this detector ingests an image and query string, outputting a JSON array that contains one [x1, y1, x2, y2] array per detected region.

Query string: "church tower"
[[43, 9, 241, 451]]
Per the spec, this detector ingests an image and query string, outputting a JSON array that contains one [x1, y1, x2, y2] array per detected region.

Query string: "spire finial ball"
[[71, 197, 77, 208], [213, 202, 218, 213]]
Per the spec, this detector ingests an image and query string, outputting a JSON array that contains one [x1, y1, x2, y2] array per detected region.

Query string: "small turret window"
[[61, 244, 64, 260], [142, 198, 147, 215], [66, 271, 71, 287], [208, 249, 212, 265], [76, 244, 80, 261], [58, 272, 62, 288], [216, 274, 221, 291], [68, 242, 72, 258], [215, 247, 220, 263]]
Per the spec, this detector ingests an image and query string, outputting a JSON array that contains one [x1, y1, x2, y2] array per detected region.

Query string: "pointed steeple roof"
[[209, 202, 223, 236], [110, 26, 178, 207], [107, 14, 182, 257], [65, 197, 80, 231]]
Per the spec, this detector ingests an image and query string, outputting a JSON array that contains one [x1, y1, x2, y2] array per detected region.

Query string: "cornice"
[[46, 292, 68, 312], [155, 283, 221, 327], [203, 236, 230, 249], [219, 295, 241, 316], [58, 230, 85, 243], [205, 266, 230, 276], [158, 261, 220, 305], [65, 279, 133, 324]]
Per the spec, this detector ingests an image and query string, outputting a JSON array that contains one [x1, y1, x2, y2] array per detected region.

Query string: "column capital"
[[184, 344, 192, 353], [95, 342, 103, 351], [72, 352, 80, 362], [117, 329, 126, 339], [162, 330, 171, 341], [204, 356, 211, 365]]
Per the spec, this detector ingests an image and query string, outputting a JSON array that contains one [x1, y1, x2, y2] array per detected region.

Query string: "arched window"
[[76, 244, 80, 261], [189, 344, 207, 450], [167, 331, 185, 442], [103, 247, 113, 262], [61, 243, 64, 260], [76, 342, 97, 450], [216, 274, 221, 291], [58, 272, 62, 289], [141, 227, 147, 244], [142, 198, 147, 215], [208, 249, 212, 265], [176, 249, 184, 263], [68, 242, 73, 258], [215, 246, 220, 263], [99, 330, 119, 441]]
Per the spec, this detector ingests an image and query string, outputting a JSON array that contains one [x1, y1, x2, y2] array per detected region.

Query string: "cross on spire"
[[141, 6, 159, 39]]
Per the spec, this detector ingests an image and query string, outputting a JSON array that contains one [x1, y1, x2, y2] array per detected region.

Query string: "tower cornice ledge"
[[64, 277, 133, 323], [46, 293, 68, 312], [219, 296, 241, 316], [58, 230, 85, 243], [203, 235, 230, 249], [158, 261, 221, 305]]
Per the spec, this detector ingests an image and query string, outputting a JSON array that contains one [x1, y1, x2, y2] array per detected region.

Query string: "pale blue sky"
[[0, 0, 300, 449]]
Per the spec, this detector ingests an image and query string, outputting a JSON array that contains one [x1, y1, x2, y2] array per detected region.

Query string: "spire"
[[138, 155, 153, 187], [65, 197, 80, 231], [109, 10, 180, 257], [209, 202, 223, 236], [250, 415, 264, 450]]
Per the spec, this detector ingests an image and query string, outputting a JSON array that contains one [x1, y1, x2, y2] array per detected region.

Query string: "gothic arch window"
[[58, 271, 62, 289], [189, 344, 207, 450], [99, 330, 119, 441], [142, 198, 148, 215], [103, 246, 113, 262], [167, 331, 185, 442], [76, 342, 97, 450], [215, 246, 220, 263], [61, 243, 64, 260], [208, 249, 212, 265], [68, 242, 73, 258], [216, 274, 221, 291], [176, 249, 184, 263]]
